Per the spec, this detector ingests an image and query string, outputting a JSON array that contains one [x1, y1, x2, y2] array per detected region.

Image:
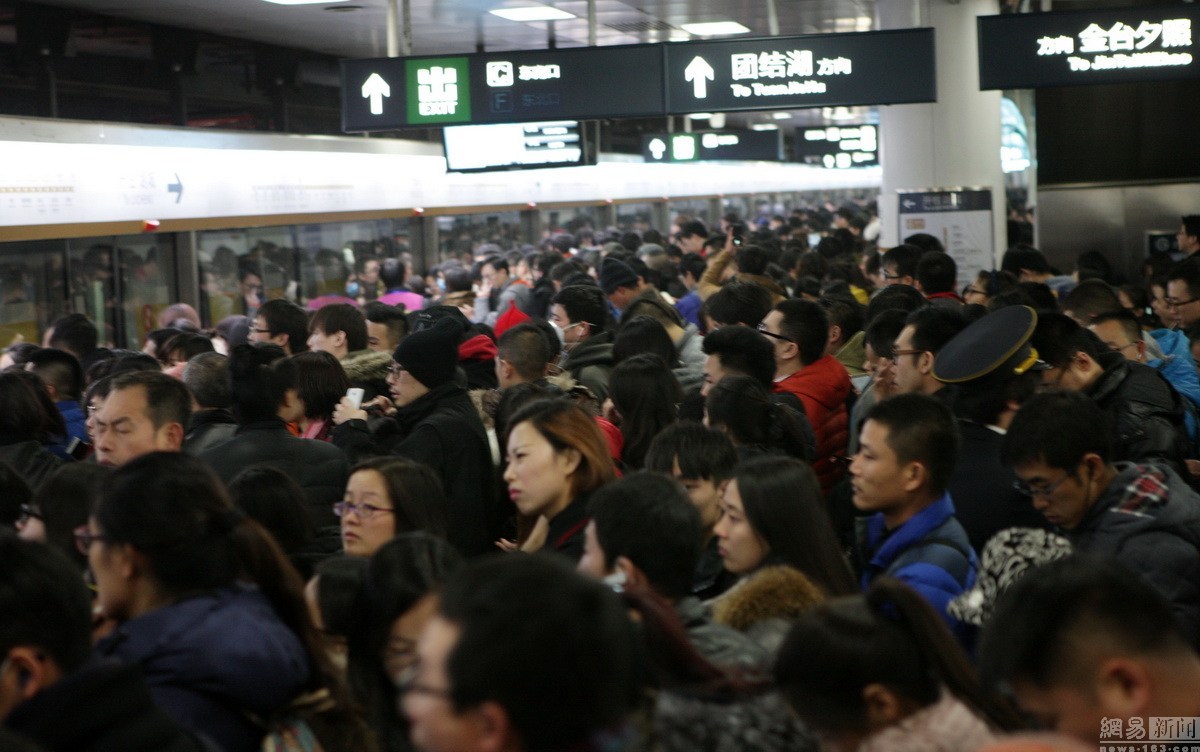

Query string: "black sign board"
[[663, 28, 936, 114], [342, 43, 664, 132], [641, 130, 782, 162], [794, 124, 879, 168], [978, 5, 1200, 90]]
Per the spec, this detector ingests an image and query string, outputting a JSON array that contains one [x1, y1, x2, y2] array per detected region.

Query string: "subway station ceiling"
[[32, 0, 876, 58]]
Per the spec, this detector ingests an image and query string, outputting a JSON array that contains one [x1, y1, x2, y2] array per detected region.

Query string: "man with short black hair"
[[474, 257, 531, 327], [891, 306, 967, 401], [915, 251, 962, 305], [1032, 312, 1189, 470], [1166, 256, 1200, 333], [25, 348, 86, 458], [403, 555, 637, 752], [495, 323, 551, 390], [248, 298, 309, 355], [1000, 245, 1075, 297], [579, 471, 767, 669], [550, 285, 615, 402], [979, 556, 1200, 744], [309, 303, 390, 400], [1179, 214, 1200, 258], [880, 244, 922, 287], [0, 536, 208, 751], [702, 279, 773, 329], [363, 301, 409, 354], [93, 371, 190, 467], [699, 325, 777, 397], [645, 423, 740, 599], [675, 253, 707, 328], [850, 393, 976, 627], [180, 352, 237, 455], [762, 299, 851, 493], [43, 313, 108, 373], [1001, 390, 1200, 642], [676, 220, 708, 255], [819, 295, 866, 378]]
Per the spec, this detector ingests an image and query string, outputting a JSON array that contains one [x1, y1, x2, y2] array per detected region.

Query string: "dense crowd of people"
[[3, 209, 1200, 752]]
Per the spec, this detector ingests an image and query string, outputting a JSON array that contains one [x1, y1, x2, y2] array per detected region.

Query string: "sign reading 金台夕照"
[[341, 44, 665, 132], [977, 5, 1200, 90], [663, 28, 935, 114]]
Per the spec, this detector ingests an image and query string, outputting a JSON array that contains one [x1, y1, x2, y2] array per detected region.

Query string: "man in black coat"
[[933, 305, 1052, 552], [0, 536, 211, 752], [1031, 312, 1190, 475], [333, 318, 497, 556], [199, 344, 348, 530]]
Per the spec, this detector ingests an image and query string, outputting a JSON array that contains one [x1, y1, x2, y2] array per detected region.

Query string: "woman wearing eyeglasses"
[[83, 451, 373, 752], [336, 457, 449, 558]]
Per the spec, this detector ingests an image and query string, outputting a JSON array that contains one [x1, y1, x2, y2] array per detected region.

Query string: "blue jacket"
[[98, 586, 311, 752], [675, 290, 703, 328], [856, 493, 977, 626], [47, 399, 87, 461], [1149, 328, 1200, 446]]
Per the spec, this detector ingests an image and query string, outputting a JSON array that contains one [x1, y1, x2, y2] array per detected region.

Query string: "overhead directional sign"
[[341, 43, 665, 132], [663, 28, 936, 113], [641, 130, 782, 163], [795, 125, 879, 169], [978, 5, 1200, 89], [342, 29, 936, 131]]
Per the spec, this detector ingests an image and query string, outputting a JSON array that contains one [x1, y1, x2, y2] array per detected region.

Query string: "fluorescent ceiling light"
[[261, 0, 347, 4], [490, 5, 576, 21], [686, 113, 713, 120], [750, 123, 779, 131], [772, 112, 792, 120], [680, 21, 751, 36]]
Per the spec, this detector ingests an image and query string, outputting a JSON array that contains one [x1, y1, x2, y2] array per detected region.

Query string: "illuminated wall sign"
[[663, 29, 935, 114], [444, 121, 589, 172], [978, 6, 1200, 89], [641, 130, 782, 162], [342, 44, 664, 131], [794, 125, 879, 169]]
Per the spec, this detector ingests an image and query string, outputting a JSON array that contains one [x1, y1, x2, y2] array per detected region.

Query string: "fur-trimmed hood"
[[341, 348, 392, 382], [710, 565, 824, 633]]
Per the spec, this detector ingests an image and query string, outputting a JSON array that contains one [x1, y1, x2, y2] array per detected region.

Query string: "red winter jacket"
[[773, 354, 851, 494]]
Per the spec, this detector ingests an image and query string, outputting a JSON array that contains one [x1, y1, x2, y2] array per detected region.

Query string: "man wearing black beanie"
[[332, 318, 497, 556]]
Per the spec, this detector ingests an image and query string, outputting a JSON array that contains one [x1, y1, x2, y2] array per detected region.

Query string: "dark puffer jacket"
[[1071, 462, 1200, 647], [332, 382, 497, 556], [6, 658, 213, 752], [1088, 351, 1190, 473], [561, 331, 615, 404], [97, 586, 311, 752]]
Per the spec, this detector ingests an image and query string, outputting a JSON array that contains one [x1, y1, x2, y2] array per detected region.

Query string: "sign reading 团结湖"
[[978, 5, 1200, 89], [340, 29, 937, 132]]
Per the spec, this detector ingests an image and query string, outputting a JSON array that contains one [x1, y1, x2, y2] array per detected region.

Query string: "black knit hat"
[[392, 318, 460, 389], [598, 257, 639, 294]]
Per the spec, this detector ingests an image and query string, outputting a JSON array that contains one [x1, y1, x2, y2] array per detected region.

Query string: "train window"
[[541, 208, 599, 243], [0, 240, 70, 350], [113, 234, 178, 349], [668, 200, 713, 233], [615, 203, 654, 235]]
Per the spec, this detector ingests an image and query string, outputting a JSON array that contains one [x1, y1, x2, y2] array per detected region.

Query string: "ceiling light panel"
[[678, 21, 750, 36], [490, 5, 577, 22]]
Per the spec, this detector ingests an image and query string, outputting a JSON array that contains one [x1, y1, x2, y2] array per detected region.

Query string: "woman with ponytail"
[[706, 456, 853, 654], [704, 375, 814, 462], [87, 452, 373, 752], [773, 577, 1020, 752]]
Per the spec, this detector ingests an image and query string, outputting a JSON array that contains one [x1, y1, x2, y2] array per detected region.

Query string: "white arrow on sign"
[[684, 56, 715, 99], [361, 73, 391, 115], [648, 138, 667, 160]]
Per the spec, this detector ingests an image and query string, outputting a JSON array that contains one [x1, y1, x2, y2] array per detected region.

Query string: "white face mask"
[[602, 569, 627, 593]]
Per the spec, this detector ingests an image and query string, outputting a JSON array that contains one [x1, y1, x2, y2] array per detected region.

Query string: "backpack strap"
[[884, 533, 973, 588]]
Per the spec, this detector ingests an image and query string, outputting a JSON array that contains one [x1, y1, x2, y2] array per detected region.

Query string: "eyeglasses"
[[882, 270, 904, 280], [388, 363, 408, 378], [1013, 465, 1078, 498], [17, 504, 41, 525], [73, 526, 108, 555], [1109, 341, 1139, 354], [250, 327, 272, 335], [1166, 297, 1200, 309], [889, 348, 927, 360], [962, 285, 988, 298], [333, 500, 395, 521], [755, 322, 793, 344], [393, 663, 453, 700]]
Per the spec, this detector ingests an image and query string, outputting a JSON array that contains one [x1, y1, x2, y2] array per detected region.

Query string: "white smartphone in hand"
[[345, 388, 365, 411]]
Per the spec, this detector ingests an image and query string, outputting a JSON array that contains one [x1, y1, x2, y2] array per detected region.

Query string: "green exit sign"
[[405, 57, 472, 125]]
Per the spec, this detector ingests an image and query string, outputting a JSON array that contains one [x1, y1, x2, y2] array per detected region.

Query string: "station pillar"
[[877, 0, 1006, 261]]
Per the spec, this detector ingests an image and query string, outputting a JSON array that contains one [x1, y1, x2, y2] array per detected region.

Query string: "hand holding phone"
[[345, 388, 365, 411]]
